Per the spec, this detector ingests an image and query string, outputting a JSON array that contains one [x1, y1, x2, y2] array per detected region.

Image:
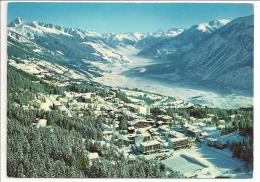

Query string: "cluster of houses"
[[99, 108, 244, 156], [25, 84, 245, 159]]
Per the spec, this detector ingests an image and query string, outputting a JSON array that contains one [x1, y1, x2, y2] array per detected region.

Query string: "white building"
[[140, 140, 161, 154], [36, 119, 47, 128], [87, 152, 99, 160]]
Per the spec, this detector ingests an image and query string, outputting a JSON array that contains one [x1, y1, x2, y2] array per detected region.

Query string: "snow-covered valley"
[[7, 16, 253, 109], [94, 46, 253, 109]]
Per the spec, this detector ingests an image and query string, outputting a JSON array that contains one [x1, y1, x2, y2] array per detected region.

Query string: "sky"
[[8, 2, 253, 33]]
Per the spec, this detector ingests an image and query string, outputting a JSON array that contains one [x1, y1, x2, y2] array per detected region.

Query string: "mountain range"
[[7, 15, 253, 94], [130, 15, 253, 94]]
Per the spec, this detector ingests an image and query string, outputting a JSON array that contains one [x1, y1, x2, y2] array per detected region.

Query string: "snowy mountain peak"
[[166, 28, 185, 37], [196, 19, 230, 33], [32, 21, 39, 26], [132, 32, 143, 40], [102, 32, 145, 47], [9, 17, 24, 27], [208, 19, 231, 29], [63, 27, 101, 39], [147, 28, 184, 38], [197, 23, 212, 32], [8, 18, 103, 39]]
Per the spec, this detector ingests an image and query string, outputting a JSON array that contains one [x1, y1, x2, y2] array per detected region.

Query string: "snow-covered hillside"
[[8, 17, 130, 76], [175, 15, 253, 90], [131, 16, 253, 92]]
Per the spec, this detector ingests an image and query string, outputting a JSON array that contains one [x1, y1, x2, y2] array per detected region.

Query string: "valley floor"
[[94, 46, 253, 109]]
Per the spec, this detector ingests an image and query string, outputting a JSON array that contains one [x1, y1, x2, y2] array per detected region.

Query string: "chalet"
[[52, 100, 62, 110], [81, 93, 95, 103], [148, 128, 161, 136], [139, 105, 150, 115], [200, 132, 210, 139], [87, 152, 99, 161], [128, 119, 153, 129], [35, 119, 47, 128], [156, 120, 166, 127], [168, 137, 192, 150], [120, 134, 136, 145], [158, 125, 170, 134], [140, 140, 161, 154], [157, 115, 172, 123], [135, 132, 151, 144], [168, 130, 186, 139], [186, 127, 201, 138], [102, 130, 113, 136]]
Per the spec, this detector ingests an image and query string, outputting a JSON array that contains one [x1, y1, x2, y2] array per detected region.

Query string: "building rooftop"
[[158, 125, 171, 131], [87, 152, 99, 160], [157, 115, 172, 120], [201, 132, 209, 136], [140, 140, 160, 147], [136, 132, 150, 137], [169, 130, 185, 138], [169, 137, 188, 143]]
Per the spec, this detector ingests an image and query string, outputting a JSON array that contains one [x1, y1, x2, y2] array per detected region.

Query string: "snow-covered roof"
[[87, 152, 99, 160], [169, 137, 188, 143], [201, 132, 209, 136], [140, 140, 160, 147], [169, 130, 185, 138]]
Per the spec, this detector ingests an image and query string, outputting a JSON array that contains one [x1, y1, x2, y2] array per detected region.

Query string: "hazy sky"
[[8, 2, 253, 33]]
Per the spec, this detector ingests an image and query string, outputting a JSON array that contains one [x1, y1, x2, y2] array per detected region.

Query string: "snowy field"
[[143, 144, 251, 178], [94, 46, 253, 109]]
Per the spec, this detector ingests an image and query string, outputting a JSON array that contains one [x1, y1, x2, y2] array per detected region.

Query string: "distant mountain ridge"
[[7, 17, 132, 78], [7, 16, 253, 94], [138, 19, 230, 60], [102, 28, 184, 48]]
